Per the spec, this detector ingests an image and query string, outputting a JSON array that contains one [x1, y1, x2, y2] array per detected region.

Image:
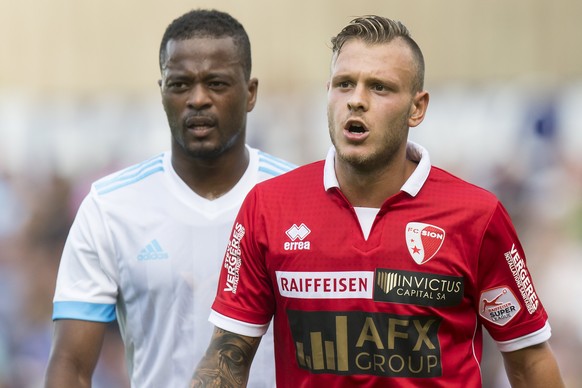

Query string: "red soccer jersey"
[[211, 145, 550, 387]]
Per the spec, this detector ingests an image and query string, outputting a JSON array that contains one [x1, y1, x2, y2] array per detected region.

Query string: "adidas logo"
[[137, 239, 169, 261]]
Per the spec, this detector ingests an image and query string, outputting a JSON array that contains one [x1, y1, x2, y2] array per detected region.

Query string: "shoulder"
[[239, 160, 325, 217], [90, 152, 168, 197], [253, 160, 325, 196], [262, 159, 322, 182], [427, 166, 500, 208], [249, 147, 297, 179]]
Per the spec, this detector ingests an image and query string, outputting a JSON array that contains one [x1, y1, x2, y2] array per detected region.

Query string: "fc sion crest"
[[405, 222, 446, 265]]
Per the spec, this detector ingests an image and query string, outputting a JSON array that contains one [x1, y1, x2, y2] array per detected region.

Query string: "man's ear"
[[246, 78, 259, 112], [408, 90, 429, 128]]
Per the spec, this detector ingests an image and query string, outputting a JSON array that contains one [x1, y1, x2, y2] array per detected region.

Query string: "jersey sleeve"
[[210, 187, 275, 337], [52, 191, 119, 322], [476, 201, 550, 352]]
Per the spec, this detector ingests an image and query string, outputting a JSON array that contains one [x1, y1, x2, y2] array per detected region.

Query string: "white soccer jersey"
[[53, 145, 295, 388]]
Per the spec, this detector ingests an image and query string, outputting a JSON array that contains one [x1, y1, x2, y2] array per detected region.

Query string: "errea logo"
[[285, 223, 311, 251]]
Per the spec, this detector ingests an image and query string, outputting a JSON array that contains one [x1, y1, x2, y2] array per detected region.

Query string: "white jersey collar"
[[323, 141, 431, 197], [165, 145, 259, 213]]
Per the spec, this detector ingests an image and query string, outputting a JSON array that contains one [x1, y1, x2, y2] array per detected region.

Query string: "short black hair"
[[159, 9, 252, 79]]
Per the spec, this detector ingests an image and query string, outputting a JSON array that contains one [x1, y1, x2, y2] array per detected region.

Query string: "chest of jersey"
[[218, 164, 542, 386], [259, 188, 482, 309], [248, 186, 489, 382]]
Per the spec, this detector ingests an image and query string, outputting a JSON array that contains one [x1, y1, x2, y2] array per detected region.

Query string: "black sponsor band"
[[374, 269, 464, 307], [288, 310, 442, 378]]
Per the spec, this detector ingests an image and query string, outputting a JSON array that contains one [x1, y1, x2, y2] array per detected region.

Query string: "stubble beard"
[[188, 132, 240, 160], [328, 114, 409, 173], [172, 122, 244, 161]]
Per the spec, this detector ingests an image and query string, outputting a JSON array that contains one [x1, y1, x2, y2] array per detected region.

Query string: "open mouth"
[[345, 119, 367, 134], [347, 123, 366, 133]]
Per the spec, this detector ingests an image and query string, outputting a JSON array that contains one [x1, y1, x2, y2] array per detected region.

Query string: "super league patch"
[[479, 286, 521, 326], [405, 222, 445, 265]]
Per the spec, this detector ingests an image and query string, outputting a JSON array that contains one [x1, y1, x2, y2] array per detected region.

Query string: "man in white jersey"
[[44, 9, 294, 388]]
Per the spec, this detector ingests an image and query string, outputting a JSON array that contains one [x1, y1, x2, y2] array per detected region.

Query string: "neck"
[[335, 151, 416, 208], [171, 144, 249, 200]]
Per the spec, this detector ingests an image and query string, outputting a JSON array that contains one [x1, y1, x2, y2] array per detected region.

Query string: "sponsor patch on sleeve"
[[479, 286, 521, 326], [504, 244, 539, 314], [223, 222, 245, 294]]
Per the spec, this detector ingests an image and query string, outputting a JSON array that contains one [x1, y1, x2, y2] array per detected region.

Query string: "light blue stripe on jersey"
[[95, 154, 165, 195], [53, 301, 116, 322], [258, 151, 296, 177]]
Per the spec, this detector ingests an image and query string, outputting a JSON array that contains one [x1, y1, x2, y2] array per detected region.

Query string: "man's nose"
[[187, 85, 211, 109]]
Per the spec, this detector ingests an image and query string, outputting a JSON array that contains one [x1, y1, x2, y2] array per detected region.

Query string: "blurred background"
[[1, 0, 581, 386]]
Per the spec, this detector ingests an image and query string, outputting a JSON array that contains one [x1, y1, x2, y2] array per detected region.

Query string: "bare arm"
[[190, 327, 261, 388], [502, 341, 565, 388], [44, 319, 108, 388]]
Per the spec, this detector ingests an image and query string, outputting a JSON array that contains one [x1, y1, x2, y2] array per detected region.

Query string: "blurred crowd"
[[0, 82, 581, 387], [0, 169, 129, 387]]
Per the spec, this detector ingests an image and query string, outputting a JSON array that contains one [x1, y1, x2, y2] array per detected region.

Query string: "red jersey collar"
[[323, 141, 431, 197]]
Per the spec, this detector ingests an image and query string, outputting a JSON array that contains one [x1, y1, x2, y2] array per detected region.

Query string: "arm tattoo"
[[191, 328, 261, 388]]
